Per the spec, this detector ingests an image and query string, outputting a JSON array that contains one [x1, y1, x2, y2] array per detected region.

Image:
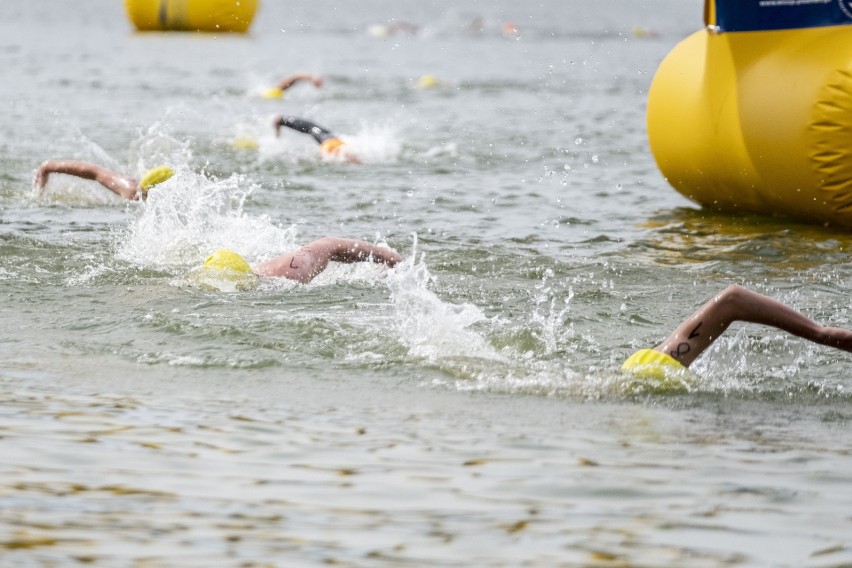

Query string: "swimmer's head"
[[620, 349, 695, 393], [417, 75, 440, 89], [261, 87, 284, 99], [204, 249, 254, 274], [232, 137, 259, 150], [139, 166, 174, 194], [197, 249, 259, 291], [319, 137, 346, 156]]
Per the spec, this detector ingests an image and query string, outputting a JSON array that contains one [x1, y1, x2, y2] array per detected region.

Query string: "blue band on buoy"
[[713, 0, 852, 33]]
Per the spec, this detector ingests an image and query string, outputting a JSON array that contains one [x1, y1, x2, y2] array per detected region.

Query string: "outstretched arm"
[[655, 284, 852, 367], [34, 160, 139, 200], [273, 73, 324, 91], [253, 237, 402, 284], [272, 114, 335, 143]]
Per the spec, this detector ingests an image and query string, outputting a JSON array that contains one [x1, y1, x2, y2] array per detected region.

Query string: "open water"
[[1, 1, 852, 566]]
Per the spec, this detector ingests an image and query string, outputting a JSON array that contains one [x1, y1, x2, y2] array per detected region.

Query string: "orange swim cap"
[[319, 137, 345, 156]]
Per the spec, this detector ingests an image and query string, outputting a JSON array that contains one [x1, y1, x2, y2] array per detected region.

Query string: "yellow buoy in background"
[[125, 0, 258, 33], [647, 0, 852, 228]]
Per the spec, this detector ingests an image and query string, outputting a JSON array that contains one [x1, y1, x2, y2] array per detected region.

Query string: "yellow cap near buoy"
[[620, 348, 697, 393], [261, 87, 284, 99], [139, 166, 174, 192], [621, 349, 684, 381]]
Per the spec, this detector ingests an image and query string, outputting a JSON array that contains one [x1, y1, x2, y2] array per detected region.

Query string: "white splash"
[[116, 167, 297, 270], [529, 269, 575, 355], [386, 235, 501, 362]]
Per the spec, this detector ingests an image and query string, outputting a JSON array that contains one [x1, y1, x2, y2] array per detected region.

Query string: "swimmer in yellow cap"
[[272, 114, 361, 164], [623, 284, 852, 378], [202, 236, 402, 284], [34, 160, 173, 201], [261, 73, 324, 99]]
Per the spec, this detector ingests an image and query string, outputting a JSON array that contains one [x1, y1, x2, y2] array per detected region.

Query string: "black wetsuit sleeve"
[[277, 116, 335, 144]]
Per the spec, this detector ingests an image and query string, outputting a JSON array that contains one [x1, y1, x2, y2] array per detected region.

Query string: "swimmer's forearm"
[[276, 115, 317, 134], [274, 73, 323, 90], [38, 160, 104, 182], [322, 237, 402, 266], [657, 284, 852, 366]]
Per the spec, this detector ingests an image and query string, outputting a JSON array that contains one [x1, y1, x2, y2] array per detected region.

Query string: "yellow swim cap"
[[139, 166, 174, 191], [203, 249, 254, 274], [319, 138, 345, 156], [417, 75, 440, 89], [620, 348, 696, 393], [197, 249, 258, 291], [232, 137, 259, 150], [261, 87, 284, 99], [187, 250, 260, 292]]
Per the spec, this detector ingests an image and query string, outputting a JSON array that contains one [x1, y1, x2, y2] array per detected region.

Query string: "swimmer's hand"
[[820, 326, 852, 353], [272, 113, 283, 138], [34, 161, 51, 192], [374, 247, 402, 267]]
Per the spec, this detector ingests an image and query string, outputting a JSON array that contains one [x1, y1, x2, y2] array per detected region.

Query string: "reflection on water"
[[637, 208, 852, 273]]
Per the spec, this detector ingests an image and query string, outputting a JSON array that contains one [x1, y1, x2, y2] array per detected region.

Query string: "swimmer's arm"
[[320, 237, 402, 266], [34, 160, 140, 200], [253, 248, 325, 284], [341, 150, 362, 165], [253, 237, 401, 284], [272, 114, 331, 143], [35, 160, 96, 190], [655, 284, 852, 367], [273, 73, 324, 91]]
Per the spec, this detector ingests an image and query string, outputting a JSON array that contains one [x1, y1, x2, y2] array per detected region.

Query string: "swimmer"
[[203, 237, 402, 284], [623, 284, 852, 376], [367, 21, 419, 38], [261, 73, 324, 99], [272, 114, 361, 164], [34, 160, 173, 201]]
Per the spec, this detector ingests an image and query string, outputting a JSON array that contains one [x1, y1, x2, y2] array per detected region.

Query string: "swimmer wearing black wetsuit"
[[274, 115, 336, 144], [271, 114, 359, 163]]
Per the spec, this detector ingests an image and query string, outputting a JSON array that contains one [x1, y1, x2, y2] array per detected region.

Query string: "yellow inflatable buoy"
[[648, 0, 852, 228], [125, 0, 258, 33]]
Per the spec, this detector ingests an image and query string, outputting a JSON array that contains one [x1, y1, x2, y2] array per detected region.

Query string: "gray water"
[[1, 1, 852, 566]]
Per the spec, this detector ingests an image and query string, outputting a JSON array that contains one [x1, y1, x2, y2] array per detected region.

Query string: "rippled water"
[[1, 0, 852, 565]]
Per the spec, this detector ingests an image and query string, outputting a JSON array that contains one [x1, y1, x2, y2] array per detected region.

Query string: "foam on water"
[[116, 168, 296, 270], [385, 235, 501, 362]]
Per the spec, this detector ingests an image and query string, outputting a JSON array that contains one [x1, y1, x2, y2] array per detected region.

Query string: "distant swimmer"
[[34, 160, 173, 201], [201, 237, 402, 285], [367, 21, 419, 38], [416, 75, 446, 89], [501, 22, 519, 39], [622, 284, 852, 379], [272, 114, 361, 164], [261, 73, 324, 99]]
